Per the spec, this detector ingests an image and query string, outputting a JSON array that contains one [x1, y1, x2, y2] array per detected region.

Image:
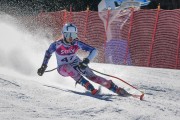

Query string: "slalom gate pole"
[[90, 68, 144, 94]]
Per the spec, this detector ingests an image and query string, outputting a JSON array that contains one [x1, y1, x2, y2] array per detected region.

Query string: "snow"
[[0, 13, 180, 120]]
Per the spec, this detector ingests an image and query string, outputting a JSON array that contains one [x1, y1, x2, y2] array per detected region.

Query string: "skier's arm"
[[37, 42, 56, 76], [77, 41, 98, 69], [78, 41, 98, 61], [42, 42, 56, 66]]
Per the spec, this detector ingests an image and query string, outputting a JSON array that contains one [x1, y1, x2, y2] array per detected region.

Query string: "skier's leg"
[[58, 64, 98, 95], [76, 77, 99, 95], [108, 80, 131, 97], [58, 64, 81, 80], [84, 67, 130, 96]]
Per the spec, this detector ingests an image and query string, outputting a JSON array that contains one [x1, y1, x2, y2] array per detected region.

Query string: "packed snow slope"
[[0, 12, 180, 120]]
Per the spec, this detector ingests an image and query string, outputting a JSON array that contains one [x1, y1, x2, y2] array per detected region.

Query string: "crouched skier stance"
[[37, 23, 130, 96]]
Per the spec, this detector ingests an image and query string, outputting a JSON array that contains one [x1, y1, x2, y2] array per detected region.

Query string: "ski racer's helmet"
[[62, 23, 77, 44]]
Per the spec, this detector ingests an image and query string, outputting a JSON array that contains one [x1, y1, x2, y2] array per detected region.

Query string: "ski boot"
[[91, 89, 99, 95], [116, 88, 131, 97], [109, 80, 131, 97], [77, 77, 99, 95]]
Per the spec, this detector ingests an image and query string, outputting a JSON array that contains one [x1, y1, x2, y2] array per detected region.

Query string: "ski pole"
[[45, 67, 141, 92], [44, 66, 144, 100], [90, 68, 144, 100], [45, 67, 57, 72], [90, 68, 144, 94]]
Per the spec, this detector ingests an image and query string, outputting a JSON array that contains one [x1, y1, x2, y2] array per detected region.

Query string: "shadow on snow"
[[43, 85, 117, 101]]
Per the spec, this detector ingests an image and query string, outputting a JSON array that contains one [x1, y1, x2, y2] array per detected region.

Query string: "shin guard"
[[77, 77, 95, 92], [108, 81, 120, 93], [109, 81, 131, 96]]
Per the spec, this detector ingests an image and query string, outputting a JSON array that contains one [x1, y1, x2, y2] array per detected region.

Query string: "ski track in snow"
[[0, 66, 180, 120], [0, 13, 180, 120]]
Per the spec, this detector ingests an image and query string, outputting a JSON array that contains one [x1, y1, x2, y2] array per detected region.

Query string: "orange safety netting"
[[19, 9, 180, 69]]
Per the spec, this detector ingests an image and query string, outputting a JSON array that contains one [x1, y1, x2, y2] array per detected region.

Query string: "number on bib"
[[61, 56, 74, 62]]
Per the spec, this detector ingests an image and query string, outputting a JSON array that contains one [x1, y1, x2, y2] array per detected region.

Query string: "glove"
[[79, 58, 90, 70], [37, 64, 47, 76]]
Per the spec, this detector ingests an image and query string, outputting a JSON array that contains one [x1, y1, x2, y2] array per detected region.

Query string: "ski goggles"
[[63, 32, 77, 40]]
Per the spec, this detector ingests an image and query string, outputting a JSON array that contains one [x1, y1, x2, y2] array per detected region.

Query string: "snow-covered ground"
[[0, 13, 180, 120]]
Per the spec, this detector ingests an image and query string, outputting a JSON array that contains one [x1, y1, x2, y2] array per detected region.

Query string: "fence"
[[20, 9, 180, 69]]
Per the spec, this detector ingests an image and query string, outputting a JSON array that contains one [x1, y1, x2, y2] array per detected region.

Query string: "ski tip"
[[140, 93, 144, 100]]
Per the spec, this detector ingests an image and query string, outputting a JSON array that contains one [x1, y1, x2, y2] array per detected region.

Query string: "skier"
[[37, 23, 130, 96]]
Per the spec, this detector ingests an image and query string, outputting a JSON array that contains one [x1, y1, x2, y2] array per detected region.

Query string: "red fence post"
[[147, 6, 160, 67], [103, 8, 110, 62], [63, 10, 67, 24], [105, 8, 110, 32], [69, 5, 73, 23], [175, 25, 180, 68], [38, 10, 44, 23], [124, 8, 134, 65], [84, 6, 90, 37]]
